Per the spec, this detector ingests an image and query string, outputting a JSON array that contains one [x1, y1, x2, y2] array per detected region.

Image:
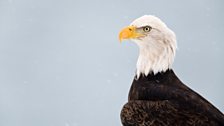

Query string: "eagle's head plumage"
[[119, 15, 177, 78]]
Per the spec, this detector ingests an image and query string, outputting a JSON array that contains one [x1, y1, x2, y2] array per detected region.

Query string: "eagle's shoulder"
[[124, 69, 224, 125]]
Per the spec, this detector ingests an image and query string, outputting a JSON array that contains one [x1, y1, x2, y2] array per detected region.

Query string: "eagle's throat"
[[135, 38, 176, 79]]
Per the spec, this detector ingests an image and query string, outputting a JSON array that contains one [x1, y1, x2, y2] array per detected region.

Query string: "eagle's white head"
[[119, 15, 177, 79]]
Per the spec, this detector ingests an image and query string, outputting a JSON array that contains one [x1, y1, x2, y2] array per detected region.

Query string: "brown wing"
[[121, 100, 220, 126], [121, 70, 224, 126]]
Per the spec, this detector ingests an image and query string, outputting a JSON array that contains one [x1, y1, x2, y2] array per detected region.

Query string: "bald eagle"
[[119, 15, 224, 126]]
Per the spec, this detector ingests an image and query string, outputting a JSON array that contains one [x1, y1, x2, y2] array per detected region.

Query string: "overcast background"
[[0, 0, 223, 126]]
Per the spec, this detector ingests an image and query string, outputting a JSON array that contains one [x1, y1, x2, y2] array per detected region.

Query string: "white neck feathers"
[[134, 28, 177, 79]]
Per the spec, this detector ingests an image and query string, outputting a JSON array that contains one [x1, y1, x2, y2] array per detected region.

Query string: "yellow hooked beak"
[[119, 26, 143, 42]]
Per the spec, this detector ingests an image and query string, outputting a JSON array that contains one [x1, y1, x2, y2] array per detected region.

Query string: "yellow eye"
[[143, 26, 152, 32]]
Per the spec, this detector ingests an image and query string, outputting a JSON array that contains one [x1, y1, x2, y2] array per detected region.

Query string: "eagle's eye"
[[143, 26, 152, 32]]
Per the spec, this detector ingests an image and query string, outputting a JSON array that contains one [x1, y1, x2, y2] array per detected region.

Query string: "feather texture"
[[121, 70, 224, 126]]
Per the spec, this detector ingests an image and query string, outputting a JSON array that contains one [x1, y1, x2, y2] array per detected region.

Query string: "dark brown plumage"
[[120, 70, 224, 126]]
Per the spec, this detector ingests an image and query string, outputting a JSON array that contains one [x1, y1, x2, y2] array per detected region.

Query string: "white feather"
[[130, 15, 177, 79]]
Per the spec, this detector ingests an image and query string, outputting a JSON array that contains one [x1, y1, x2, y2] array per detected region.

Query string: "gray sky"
[[0, 0, 223, 126]]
